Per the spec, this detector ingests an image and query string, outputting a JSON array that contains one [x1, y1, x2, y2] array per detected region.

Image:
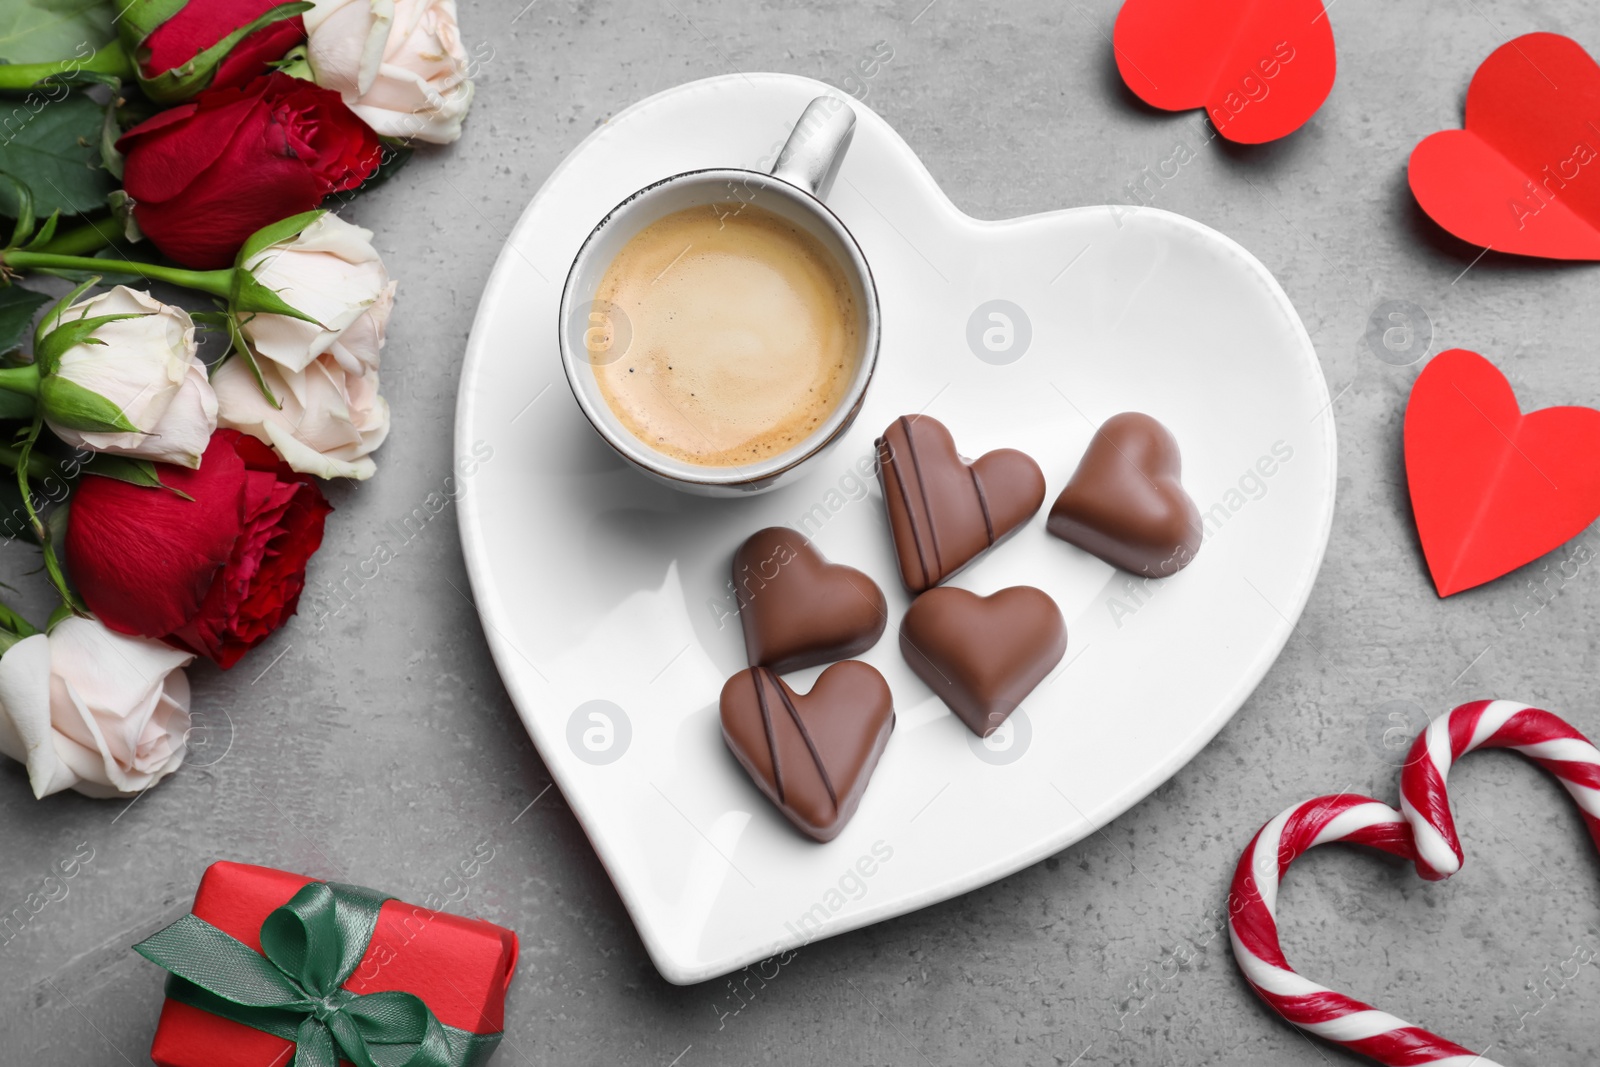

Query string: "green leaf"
[[114, 0, 184, 50], [42, 499, 88, 615], [220, 312, 280, 408], [0, 389, 34, 420], [231, 271, 321, 325], [23, 208, 59, 248], [33, 272, 98, 351], [0, 596, 37, 637], [0, 172, 34, 246], [0, 0, 116, 65], [38, 372, 139, 432], [0, 286, 48, 356], [81, 453, 190, 498], [96, 87, 121, 178], [0, 92, 112, 217], [234, 209, 324, 268]]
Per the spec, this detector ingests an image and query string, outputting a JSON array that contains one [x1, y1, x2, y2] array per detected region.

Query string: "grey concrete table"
[[6, 1, 1600, 1064]]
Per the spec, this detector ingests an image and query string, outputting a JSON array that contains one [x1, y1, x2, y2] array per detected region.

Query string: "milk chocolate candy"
[[1048, 412, 1201, 577], [734, 527, 886, 674], [876, 415, 1046, 594], [720, 663, 895, 842], [900, 586, 1066, 737]]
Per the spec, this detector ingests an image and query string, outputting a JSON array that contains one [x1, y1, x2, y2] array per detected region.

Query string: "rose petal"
[[67, 433, 248, 636], [0, 635, 74, 798]]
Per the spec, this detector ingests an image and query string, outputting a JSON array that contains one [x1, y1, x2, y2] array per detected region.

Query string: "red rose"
[[119, 73, 381, 268], [66, 430, 333, 669], [141, 0, 307, 93]]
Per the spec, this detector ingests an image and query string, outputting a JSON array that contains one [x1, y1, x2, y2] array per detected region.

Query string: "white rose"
[[306, 0, 476, 145], [238, 214, 394, 375], [214, 297, 393, 481], [0, 617, 194, 799], [42, 286, 217, 468]]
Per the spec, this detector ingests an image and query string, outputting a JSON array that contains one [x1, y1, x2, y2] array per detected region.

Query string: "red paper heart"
[[1409, 33, 1600, 260], [1404, 348, 1600, 597], [1111, 0, 1336, 144]]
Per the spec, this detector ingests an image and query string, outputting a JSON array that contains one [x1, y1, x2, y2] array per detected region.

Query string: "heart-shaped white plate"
[[455, 73, 1335, 984]]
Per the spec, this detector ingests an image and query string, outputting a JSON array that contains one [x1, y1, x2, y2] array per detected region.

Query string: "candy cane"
[[1400, 699, 1600, 880], [1229, 700, 1600, 1066]]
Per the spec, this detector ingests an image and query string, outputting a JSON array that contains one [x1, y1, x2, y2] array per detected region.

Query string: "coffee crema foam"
[[591, 203, 859, 468]]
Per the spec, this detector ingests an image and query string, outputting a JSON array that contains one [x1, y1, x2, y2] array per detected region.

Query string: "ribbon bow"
[[135, 881, 498, 1067]]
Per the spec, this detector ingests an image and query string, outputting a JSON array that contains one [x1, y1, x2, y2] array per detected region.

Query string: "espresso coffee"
[[590, 203, 860, 468]]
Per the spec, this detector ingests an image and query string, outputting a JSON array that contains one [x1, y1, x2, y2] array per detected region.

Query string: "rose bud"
[[0, 617, 194, 798], [214, 212, 394, 478], [214, 283, 392, 479], [232, 211, 396, 371], [119, 72, 381, 268], [65, 430, 332, 669], [120, 0, 311, 102], [20, 285, 218, 469], [306, 0, 476, 144]]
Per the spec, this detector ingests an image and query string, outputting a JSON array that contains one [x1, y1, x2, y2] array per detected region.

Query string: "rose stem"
[[0, 366, 38, 398], [0, 442, 59, 482], [1, 251, 232, 298], [13, 416, 82, 615], [29, 218, 118, 258], [0, 43, 135, 91]]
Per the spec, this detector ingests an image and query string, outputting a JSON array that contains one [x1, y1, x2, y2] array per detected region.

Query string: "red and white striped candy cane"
[[1229, 700, 1600, 1066], [1400, 699, 1600, 880]]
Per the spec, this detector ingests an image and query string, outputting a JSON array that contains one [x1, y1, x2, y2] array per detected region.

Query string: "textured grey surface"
[[5, 1, 1600, 1064]]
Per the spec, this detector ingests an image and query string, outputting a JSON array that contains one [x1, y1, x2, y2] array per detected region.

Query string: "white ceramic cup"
[[558, 96, 880, 497]]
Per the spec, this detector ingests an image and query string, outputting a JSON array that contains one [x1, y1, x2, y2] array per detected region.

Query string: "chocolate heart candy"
[[734, 527, 886, 673], [899, 585, 1066, 737], [1048, 412, 1201, 577], [720, 662, 895, 842], [876, 415, 1046, 594]]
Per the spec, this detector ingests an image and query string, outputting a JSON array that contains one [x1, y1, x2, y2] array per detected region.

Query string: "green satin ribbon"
[[134, 881, 501, 1067]]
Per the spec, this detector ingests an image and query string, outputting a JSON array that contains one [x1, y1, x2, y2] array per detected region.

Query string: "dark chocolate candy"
[[1048, 412, 1202, 577], [719, 662, 895, 842], [899, 585, 1066, 737], [876, 415, 1046, 594], [734, 527, 887, 674]]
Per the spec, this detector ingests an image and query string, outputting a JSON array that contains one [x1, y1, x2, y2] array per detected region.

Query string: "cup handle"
[[770, 96, 856, 196]]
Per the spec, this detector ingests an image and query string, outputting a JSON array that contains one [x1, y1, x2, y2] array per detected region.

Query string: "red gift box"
[[147, 861, 518, 1067]]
